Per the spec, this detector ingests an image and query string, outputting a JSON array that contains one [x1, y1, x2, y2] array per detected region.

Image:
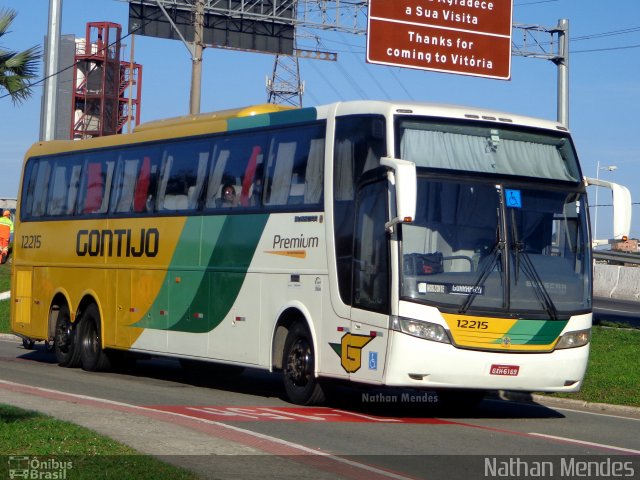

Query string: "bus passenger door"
[[349, 178, 390, 383]]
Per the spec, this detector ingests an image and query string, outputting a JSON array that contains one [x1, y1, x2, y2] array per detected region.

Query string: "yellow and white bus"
[[11, 101, 614, 405]]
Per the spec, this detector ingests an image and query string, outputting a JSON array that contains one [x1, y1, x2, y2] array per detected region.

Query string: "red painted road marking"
[[0, 380, 417, 480], [146, 405, 455, 424]]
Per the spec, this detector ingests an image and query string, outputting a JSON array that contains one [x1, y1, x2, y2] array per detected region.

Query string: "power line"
[[573, 43, 640, 54], [572, 26, 640, 42]]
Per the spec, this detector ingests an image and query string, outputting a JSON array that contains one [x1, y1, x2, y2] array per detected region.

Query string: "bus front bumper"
[[383, 330, 589, 393]]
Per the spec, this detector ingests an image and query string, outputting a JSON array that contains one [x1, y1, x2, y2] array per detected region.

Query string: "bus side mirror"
[[381, 157, 417, 233], [585, 177, 632, 247]]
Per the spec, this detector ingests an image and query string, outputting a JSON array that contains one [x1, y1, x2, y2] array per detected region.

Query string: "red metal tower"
[[71, 22, 142, 139]]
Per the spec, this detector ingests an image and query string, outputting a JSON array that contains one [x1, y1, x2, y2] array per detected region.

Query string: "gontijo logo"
[[76, 228, 159, 257]]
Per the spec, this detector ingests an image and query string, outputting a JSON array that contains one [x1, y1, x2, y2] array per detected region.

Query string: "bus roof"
[[23, 100, 569, 159], [133, 103, 295, 133], [331, 100, 569, 133]]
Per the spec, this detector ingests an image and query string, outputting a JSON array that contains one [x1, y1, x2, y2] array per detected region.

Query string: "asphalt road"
[[593, 297, 640, 328], [1, 338, 639, 480]]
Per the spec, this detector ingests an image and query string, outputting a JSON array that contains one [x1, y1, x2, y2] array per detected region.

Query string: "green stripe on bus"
[[227, 107, 317, 131], [492, 319, 568, 345], [134, 214, 269, 333], [269, 108, 318, 126]]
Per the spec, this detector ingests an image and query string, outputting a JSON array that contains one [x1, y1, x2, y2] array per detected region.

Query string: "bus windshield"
[[400, 179, 591, 317]]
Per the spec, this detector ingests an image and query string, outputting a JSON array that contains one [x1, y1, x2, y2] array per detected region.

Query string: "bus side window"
[[264, 124, 326, 207], [133, 156, 151, 213], [131, 151, 160, 213], [22, 159, 51, 218], [82, 161, 105, 213], [66, 164, 82, 215], [114, 159, 139, 213], [240, 146, 262, 207], [206, 133, 268, 210], [76, 154, 115, 216], [205, 147, 229, 209], [265, 140, 296, 206], [47, 157, 83, 216], [47, 166, 67, 215], [158, 140, 210, 212], [304, 138, 324, 205]]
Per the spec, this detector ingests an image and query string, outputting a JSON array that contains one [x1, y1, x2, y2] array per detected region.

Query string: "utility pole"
[[189, 0, 205, 115], [267, 53, 304, 107], [267, 0, 365, 106], [555, 19, 569, 127], [512, 19, 570, 127], [42, 0, 63, 141]]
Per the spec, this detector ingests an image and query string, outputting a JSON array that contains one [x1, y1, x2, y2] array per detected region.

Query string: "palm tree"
[[0, 8, 42, 104]]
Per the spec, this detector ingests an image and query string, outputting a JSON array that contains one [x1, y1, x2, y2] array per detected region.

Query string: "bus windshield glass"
[[399, 181, 590, 318]]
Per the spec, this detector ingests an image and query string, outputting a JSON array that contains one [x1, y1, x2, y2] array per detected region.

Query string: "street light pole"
[[593, 161, 618, 243]]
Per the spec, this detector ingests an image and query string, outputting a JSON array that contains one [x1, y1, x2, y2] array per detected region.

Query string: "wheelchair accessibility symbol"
[[369, 351, 378, 370], [505, 189, 522, 208]]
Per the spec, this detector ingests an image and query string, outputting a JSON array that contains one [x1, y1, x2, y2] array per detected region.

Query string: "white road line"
[[529, 432, 640, 454], [549, 405, 640, 422], [331, 409, 402, 422]]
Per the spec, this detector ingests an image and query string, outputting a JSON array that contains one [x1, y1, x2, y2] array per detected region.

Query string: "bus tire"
[[54, 305, 81, 368], [79, 304, 111, 372], [282, 322, 325, 406]]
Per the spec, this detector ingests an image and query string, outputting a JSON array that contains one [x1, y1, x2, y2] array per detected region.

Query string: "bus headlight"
[[555, 329, 590, 350], [391, 316, 451, 344]]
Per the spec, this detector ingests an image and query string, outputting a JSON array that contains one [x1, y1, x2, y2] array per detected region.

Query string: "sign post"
[[367, 0, 513, 80]]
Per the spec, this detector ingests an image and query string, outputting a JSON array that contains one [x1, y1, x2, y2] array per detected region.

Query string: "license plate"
[[490, 364, 520, 376]]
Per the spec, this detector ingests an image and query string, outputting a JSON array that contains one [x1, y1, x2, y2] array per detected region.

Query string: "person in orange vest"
[[0, 210, 14, 264]]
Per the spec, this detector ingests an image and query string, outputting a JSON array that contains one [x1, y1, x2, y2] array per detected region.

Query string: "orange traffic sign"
[[367, 0, 513, 80]]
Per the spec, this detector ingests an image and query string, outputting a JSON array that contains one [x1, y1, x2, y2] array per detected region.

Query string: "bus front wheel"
[[54, 305, 81, 368], [282, 323, 325, 405], [79, 304, 111, 372]]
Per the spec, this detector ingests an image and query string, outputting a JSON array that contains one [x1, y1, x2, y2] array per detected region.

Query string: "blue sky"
[[1, 0, 639, 240]]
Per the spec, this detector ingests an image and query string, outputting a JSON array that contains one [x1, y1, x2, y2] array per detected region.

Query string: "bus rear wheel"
[[54, 305, 81, 367], [79, 304, 111, 372], [282, 323, 325, 405]]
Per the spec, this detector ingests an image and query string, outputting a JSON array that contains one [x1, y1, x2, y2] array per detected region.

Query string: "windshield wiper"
[[510, 211, 559, 320], [459, 186, 509, 314], [458, 239, 503, 314]]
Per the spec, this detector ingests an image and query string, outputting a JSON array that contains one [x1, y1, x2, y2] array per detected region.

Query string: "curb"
[[491, 391, 640, 416], [1, 333, 21, 341]]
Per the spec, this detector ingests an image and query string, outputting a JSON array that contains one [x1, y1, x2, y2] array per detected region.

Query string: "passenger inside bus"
[[219, 183, 238, 208]]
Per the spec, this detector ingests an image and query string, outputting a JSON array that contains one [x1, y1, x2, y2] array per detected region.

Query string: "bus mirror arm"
[[381, 157, 417, 233], [585, 177, 632, 246]]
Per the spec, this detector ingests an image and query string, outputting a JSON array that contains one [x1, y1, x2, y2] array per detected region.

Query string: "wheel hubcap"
[[56, 322, 71, 352], [286, 339, 311, 387]]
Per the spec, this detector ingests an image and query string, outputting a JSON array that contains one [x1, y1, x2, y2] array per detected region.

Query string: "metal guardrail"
[[593, 250, 640, 265]]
